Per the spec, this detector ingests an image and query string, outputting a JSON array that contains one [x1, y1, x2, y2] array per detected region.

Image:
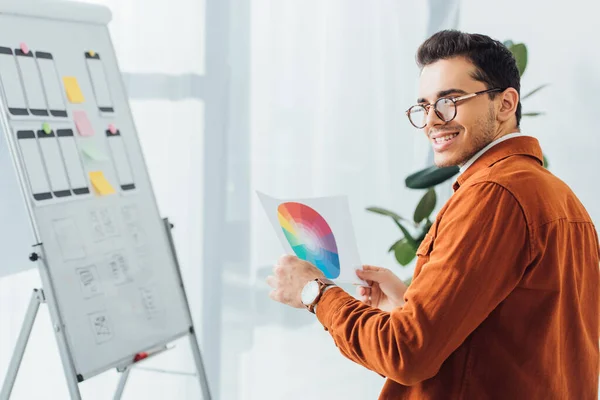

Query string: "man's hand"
[[266, 255, 325, 308], [356, 265, 408, 312]]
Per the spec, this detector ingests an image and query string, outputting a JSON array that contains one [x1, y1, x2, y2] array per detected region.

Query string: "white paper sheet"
[[257, 191, 366, 286]]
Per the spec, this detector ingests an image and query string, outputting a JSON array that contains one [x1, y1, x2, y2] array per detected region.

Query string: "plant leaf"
[[395, 220, 418, 249], [521, 84, 549, 100], [366, 207, 412, 226], [388, 239, 402, 253], [543, 154, 549, 168], [521, 112, 545, 117], [509, 43, 528, 77], [413, 188, 437, 224], [390, 238, 417, 266], [405, 165, 459, 189], [416, 220, 433, 242]]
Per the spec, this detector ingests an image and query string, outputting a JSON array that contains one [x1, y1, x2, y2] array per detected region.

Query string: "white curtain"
[[250, 0, 430, 281], [240, 1, 431, 399]]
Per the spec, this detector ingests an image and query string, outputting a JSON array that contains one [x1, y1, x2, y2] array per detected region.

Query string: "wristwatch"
[[301, 277, 335, 314]]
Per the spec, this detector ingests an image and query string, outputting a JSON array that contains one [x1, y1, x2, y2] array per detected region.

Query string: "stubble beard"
[[434, 106, 497, 168]]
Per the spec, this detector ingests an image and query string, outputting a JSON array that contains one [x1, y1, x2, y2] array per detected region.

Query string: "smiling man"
[[266, 30, 599, 399]]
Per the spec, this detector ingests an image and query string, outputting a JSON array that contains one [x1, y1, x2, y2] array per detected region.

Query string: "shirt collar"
[[452, 135, 544, 192], [459, 132, 526, 173]]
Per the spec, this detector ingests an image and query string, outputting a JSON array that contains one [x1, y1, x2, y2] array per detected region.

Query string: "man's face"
[[418, 57, 499, 167]]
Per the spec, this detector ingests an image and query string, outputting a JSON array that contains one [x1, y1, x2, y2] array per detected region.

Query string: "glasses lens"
[[408, 106, 427, 128], [435, 98, 455, 121]]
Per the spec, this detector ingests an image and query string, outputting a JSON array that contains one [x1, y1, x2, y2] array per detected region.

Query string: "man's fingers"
[[362, 265, 384, 272], [357, 265, 394, 284], [274, 265, 284, 277], [266, 275, 277, 289], [356, 286, 372, 306], [370, 288, 381, 307], [278, 254, 297, 266], [356, 285, 371, 297], [269, 289, 281, 303], [356, 268, 384, 282], [361, 295, 371, 306]]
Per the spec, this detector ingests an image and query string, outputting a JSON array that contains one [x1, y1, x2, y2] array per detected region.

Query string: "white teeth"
[[434, 133, 458, 143]]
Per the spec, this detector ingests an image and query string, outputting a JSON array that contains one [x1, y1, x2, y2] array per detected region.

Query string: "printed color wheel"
[[277, 202, 340, 279]]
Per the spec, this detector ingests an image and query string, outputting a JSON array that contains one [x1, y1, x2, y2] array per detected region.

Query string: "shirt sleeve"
[[315, 181, 531, 385]]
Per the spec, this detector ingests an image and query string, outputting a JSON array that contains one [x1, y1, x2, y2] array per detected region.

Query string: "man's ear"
[[496, 87, 519, 123]]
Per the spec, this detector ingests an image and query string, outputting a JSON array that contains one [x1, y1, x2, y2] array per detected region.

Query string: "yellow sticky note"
[[89, 171, 115, 196], [63, 76, 85, 103]]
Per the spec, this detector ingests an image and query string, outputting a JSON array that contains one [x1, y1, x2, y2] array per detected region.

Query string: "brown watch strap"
[[306, 278, 335, 314]]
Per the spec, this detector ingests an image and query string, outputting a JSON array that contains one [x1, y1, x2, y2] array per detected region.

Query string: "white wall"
[[460, 0, 600, 224]]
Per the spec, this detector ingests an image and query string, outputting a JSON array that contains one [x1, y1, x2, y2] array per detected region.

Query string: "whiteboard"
[[0, 2, 193, 380]]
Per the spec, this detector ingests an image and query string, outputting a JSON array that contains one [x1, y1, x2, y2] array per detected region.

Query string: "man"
[[266, 30, 599, 399]]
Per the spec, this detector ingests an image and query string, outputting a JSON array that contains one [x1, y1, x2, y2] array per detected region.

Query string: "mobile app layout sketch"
[[139, 285, 163, 320], [121, 204, 146, 247], [76, 265, 103, 298], [88, 311, 114, 344], [89, 207, 119, 241], [52, 218, 86, 261], [108, 251, 131, 286]]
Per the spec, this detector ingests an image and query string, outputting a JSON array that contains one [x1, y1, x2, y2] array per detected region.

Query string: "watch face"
[[301, 280, 320, 305]]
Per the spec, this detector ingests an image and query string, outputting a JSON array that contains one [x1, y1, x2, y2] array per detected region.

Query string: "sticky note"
[[42, 122, 51, 134], [108, 123, 117, 134], [20, 42, 29, 54], [81, 143, 107, 161], [63, 76, 85, 103], [89, 171, 115, 196], [73, 110, 94, 136]]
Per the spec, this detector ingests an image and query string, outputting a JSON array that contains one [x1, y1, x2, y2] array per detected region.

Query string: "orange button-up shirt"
[[317, 136, 599, 399]]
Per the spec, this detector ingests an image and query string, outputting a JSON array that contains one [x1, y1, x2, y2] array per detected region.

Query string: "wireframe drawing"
[[76, 265, 103, 298], [108, 251, 132, 286], [88, 311, 114, 344]]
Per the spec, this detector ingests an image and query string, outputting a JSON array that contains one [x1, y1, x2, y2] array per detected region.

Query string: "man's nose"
[[425, 107, 445, 130]]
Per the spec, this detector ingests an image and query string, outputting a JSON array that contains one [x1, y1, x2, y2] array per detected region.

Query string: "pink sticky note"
[[20, 42, 29, 54], [108, 123, 117, 134], [73, 110, 95, 136]]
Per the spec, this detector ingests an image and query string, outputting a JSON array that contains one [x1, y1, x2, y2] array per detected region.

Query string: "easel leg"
[[0, 289, 43, 400], [162, 218, 213, 400], [189, 332, 212, 400], [35, 250, 83, 400], [113, 367, 132, 400]]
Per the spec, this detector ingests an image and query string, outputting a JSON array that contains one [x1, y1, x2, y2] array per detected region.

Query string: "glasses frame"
[[406, 87, 503, 129]]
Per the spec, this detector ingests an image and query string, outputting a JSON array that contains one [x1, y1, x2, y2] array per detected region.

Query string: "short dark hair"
[[416, 30, 521, 127]]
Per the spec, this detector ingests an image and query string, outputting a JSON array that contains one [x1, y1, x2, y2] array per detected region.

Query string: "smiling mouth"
[[433, 132, 459, 144]]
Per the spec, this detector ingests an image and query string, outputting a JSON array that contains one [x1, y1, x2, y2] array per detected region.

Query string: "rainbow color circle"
[[277, 202, 340, 279]]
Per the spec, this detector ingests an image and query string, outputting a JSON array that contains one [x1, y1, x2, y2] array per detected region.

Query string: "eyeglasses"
[[406, 88, 503, 129]]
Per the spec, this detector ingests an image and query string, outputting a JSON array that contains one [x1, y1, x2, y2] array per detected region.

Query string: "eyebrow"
[[417, 88, 468, 104]]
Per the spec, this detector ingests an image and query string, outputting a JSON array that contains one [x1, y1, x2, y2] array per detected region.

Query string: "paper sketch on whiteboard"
[[76, 265, 103, 298], [121, 204, 146, 247], [89, 207, 119, 241], [52, 218, 86, 261], [88, 311, 114, 344], [139, 285, 164, 320], [107, 251, 132, 286], [257, 191, 366, 285]]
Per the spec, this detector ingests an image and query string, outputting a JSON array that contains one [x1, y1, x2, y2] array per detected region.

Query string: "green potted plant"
[[367, 40, 548, 274]]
